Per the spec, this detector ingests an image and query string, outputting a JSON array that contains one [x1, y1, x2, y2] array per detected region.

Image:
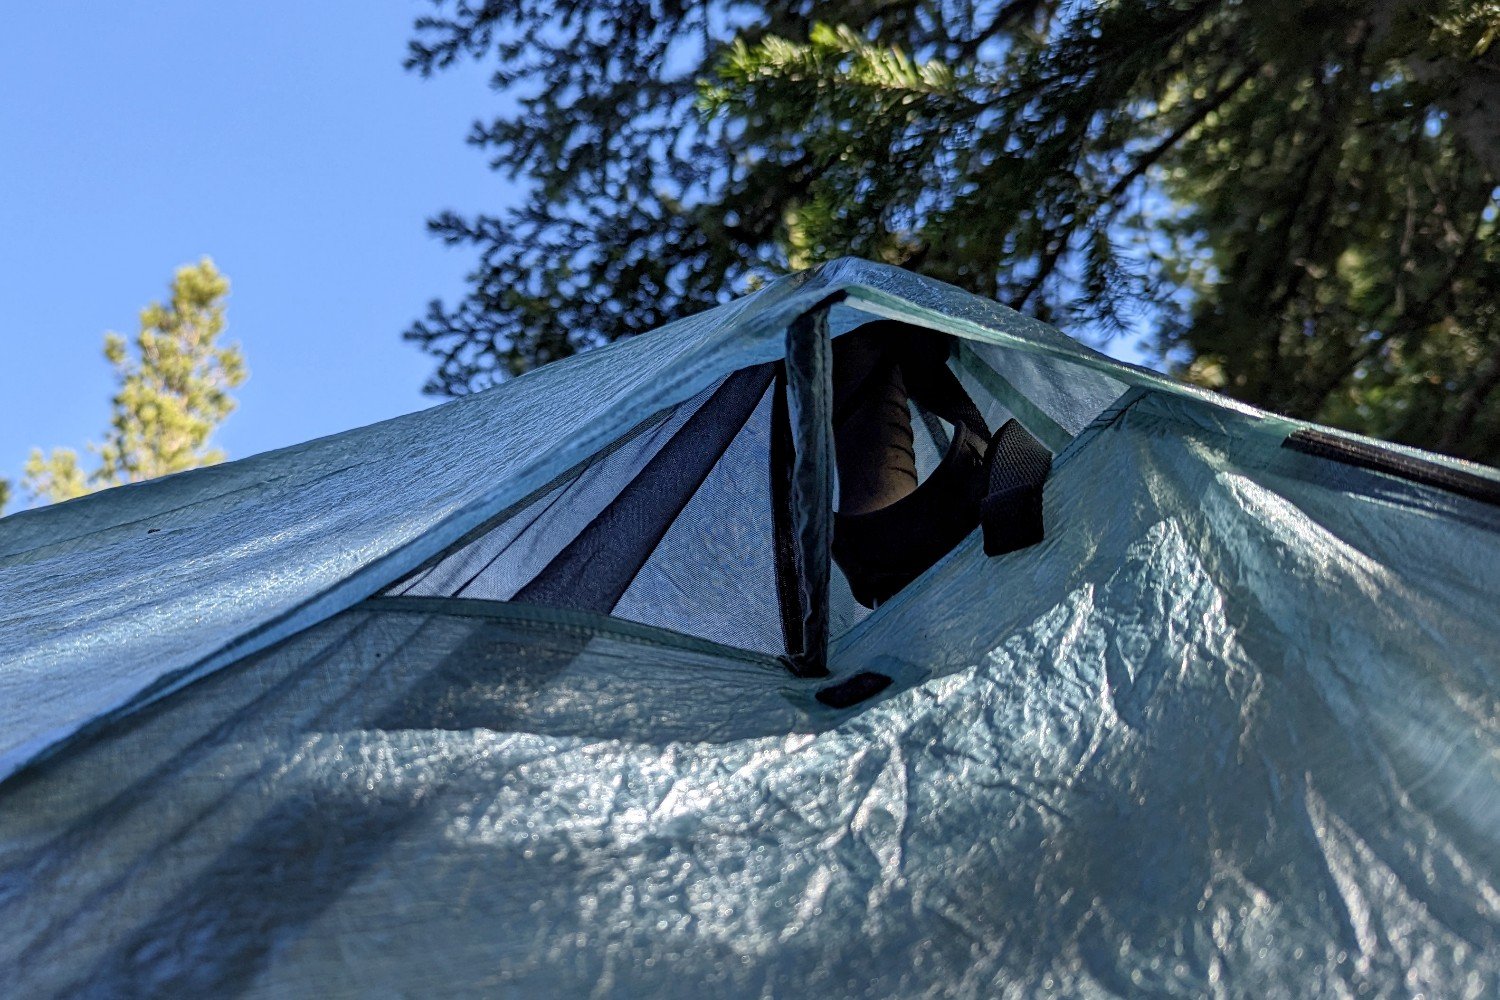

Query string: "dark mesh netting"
[[382, 341, 1037, 658], [6, 259, 1499, 999], [384, 362, 884, 656], [611, 387, 782, 651], [0, 601, 810, 998]]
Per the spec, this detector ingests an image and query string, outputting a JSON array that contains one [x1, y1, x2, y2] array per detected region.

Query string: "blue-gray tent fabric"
[[2, 387, 1496, 998], [0, 259, 1178, 781], [385, 380, 720, 604], [0, 264, 859, 777], [4, 257, 1500, 997], [4, 257, 1496, 783]]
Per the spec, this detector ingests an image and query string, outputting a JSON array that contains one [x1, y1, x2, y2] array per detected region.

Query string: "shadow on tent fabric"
[[67, 789, 427, 999], [4, 600, 929, 997]]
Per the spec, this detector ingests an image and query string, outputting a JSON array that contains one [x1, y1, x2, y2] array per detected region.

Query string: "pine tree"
[[19, 449, 88, 505], [12, 259, 246, 509], [405, 0, 1500, 461]]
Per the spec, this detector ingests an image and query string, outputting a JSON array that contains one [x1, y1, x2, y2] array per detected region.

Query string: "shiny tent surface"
[[0, 259, 1133, 780], [2, 261, 1498, 997]]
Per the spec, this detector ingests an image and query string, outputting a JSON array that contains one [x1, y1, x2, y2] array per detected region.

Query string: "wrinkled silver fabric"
[[0, 260, 1144, 779], [2, 386, 1497, 997]]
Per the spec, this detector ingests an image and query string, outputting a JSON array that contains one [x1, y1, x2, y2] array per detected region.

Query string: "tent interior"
[[380, 304, 1123, 671], [3, 261, 1497, 998]]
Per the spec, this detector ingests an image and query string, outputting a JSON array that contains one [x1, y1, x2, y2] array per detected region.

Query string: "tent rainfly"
[[2, 259, 1498, 997]]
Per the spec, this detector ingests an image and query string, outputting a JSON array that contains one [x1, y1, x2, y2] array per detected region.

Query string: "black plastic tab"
[[815, 671, 893, 709]]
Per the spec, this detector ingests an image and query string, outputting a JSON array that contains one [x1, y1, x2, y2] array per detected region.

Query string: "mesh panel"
[[957, 340, 1124, 445], [386, 381, 718, 602], [384, 338, 1053, 658], [612, 388, 782, 651], [909, 399, 948, 479], [385, 367, 886, 655], [0, 601, 803, 998], [953, 362, 1016, 439]]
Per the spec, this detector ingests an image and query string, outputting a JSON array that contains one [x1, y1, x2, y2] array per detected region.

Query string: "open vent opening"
[[381, 315, 1072, 667]]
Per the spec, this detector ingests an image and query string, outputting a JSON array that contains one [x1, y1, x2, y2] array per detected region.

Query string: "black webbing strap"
[[831, 323, 990, 443], [512, 363, 776, 613], [894, 339, 1053, 557], [917, 407, 953, 454], [980, 419, 1053, 556], [898, 345, 989, 442], [860, 326, 1053, 558]]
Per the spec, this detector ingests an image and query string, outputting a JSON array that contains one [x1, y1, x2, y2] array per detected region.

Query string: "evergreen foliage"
[[6, 259, 246, 510], [406, 0, 1500, 462]]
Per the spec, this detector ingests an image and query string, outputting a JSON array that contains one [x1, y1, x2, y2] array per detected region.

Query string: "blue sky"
[[0, 2, 507, 497], [2, 3, 1154, 506]]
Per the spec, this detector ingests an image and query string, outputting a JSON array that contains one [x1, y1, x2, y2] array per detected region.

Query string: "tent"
[[1, 258, 1497, 996]]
